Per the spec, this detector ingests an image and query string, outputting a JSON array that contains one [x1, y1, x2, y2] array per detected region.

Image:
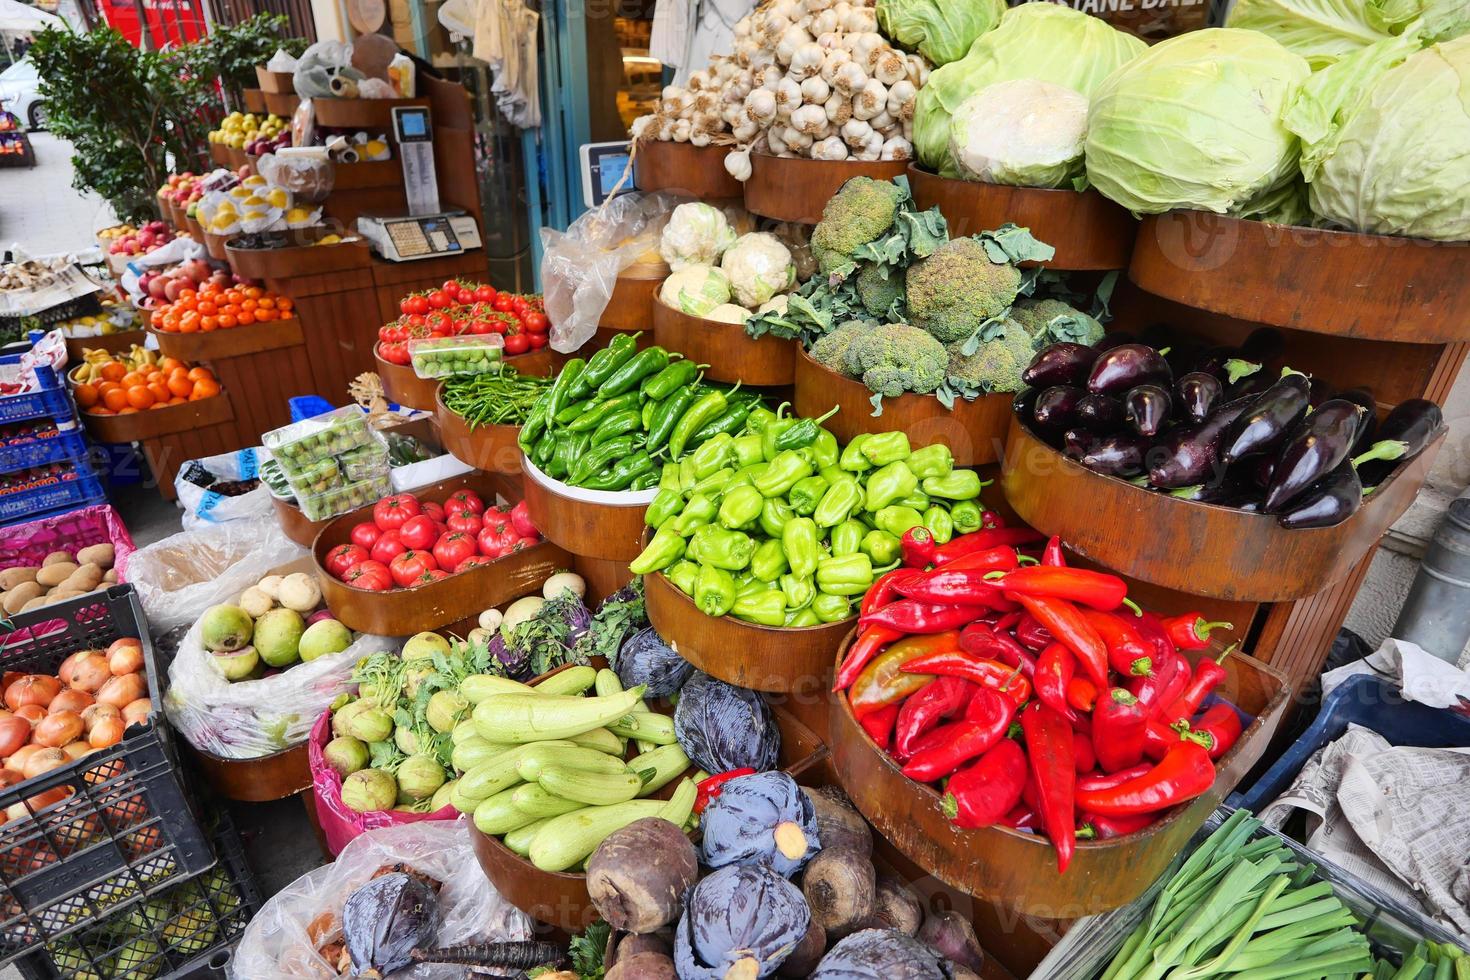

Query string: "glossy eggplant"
[[1023, 343, 1100, 388], [1219, 372, 1312, 465], [1076, 393, 1127, 433], [1063, 428, 1097, 461], [1033, 386, 1085, 432], [1177, 372, 1223, 424], [1086, 344, 1172, 396], [1355, 398, 1444, 489], [1123, 385, 1172, 437], [1262, 399, 1367, 513], [1278, 462, 1363, 530], [1244, 454, 1276, 491], [1081, 432, 1149, 478], [1338, 389, 1379, 452], [1147, 397, 1255, 489], [1166, 475, 1256, 506]]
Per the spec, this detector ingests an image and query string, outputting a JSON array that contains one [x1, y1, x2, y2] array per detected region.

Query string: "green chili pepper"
[[546, 431, 577, 480], [584, 451, 654, 491], [629, 524, 687, 574], [688, 525, 756, 571], [591, 408, 644, 446], [641, 397, 659, 432], [555, 396, 595, 425], [669, 386, 733, 460], [812, 476, 864, 528], [691, 467, 735, 498], [862, 432, 911, 467], [640, 358, 702, 400], [695, 564, 737, 617], [922, 470, 984, 501], [923, 505, 953, 544], [568, 333, 638, 399], [831, 519, 866, 557], [647, 384, 700, 452], [667, 559, 698, 596], [873, 505, 925, 539], [759, 497, 795, 539], [760, 403, 797, 461], [774, 406, 839, 454], [744, 404, 778, 435], [780, 573, 816, 610], [861, 529, 901, 565], [678, 456, 698, 493], [894, 490, 930, 512], [839, 434, 873, 472], [659, 463, 680, 491], [784, 607, 821, 627], [690, 432, 735, 479], [754, 450, 814, 498], [718, 484, 764, 530], [569, 391, 640, 432], [907, 444, 954, 480], [691, 397, 758, 443], [532, 429, 555, 466], [733, 590, 787, 627], [750, 539, 788, 583], [788, 475, 829, 516], [599, 346, 670, 397], [733, 433, 765, 469], [809, 428, 840, 469], [570, 434, 635, 484], [811, 592, 851, 623], [783, 517, 820, 579], [864, 461, 918, 511], [671, 494, 718, 536], [950, 499, 983, 534], [817, 553, 878, 596], [519, 392, 549, 451], [543, 357, 584, 426], [630, 471, 660, 491]]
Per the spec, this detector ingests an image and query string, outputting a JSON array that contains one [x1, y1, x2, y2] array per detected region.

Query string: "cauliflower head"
[[721, 232, 796, 308], [906, 237, 1024, 344], [847, 323, 949, 398], [660, 264, 732, 317], [810, 177, 906, 275], [660, 203, 738, 271], [945, 319, 1035, 394]]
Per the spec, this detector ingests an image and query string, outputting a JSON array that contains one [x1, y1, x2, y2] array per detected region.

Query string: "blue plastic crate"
[[1233, 672, 1470, 813], [0, 429, 89, 476], [0, 469, 106, 526], [0, 363, 71, 426]]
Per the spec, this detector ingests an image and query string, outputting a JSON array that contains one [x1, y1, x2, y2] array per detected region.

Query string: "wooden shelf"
[[62, 329, 147, 360], [650, 296, 795, 386], [226, 232, 372, 280], [634, 138, 742, 199], [433, 383, 523, 475], [744, 154, 908, 224], [147, 317, 305, 362], [313, 97, 430, 129], [330, 159, 402, 191], [79, 392, 234, 443]]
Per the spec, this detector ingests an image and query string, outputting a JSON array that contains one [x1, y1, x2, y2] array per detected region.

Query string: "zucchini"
[[593, 668, 624, 698], [538, 766, 645, 805], [474, 787, 542, 836], [449, 777, 489, 815], [534, 665, 599, 696], [458, 741, 575, 801], [472, 687, 648, 743], [657, 777, 698, 827], [461, 674, 535, 703], [452, 736, 511, 774], [528, 800, 669, 871], [511, 783, 587, 819], [515, 744, 630, 782], [565, 727, 624, 755], [629, 743, 691, 796], [451, 719, 478, 745], [503, 816, 562, 856], [606, 710, 677, 745]]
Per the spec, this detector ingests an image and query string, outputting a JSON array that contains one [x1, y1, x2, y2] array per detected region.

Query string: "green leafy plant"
[[194, 15, 307, 109]]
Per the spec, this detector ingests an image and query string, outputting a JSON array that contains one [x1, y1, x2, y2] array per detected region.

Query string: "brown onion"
[[107, 645, 143, 676], [5, 675, 59, 711], [19, 786, 71, 817], [0, 769, 22, 788], [57, 650, 93, 686], [96, 674, 145, 709], [6, 745, 42, 773], [61, 741, 91, 760], [0, 716, 28, 758], [22, 747, 68, 779], [49, 690, 94, 715], [35, 712, 83, 749], [14, 704, 44, 726], [68, 654, 111, 694], [81, 703, 120, 731], [121, 699, 151, 727], [89, 717, 124, 749]]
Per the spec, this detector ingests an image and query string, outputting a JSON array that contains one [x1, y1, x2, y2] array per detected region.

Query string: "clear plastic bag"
[[539, 190, 686, 353], [174, 448, 275, 531], [230, 820, 532, 980]]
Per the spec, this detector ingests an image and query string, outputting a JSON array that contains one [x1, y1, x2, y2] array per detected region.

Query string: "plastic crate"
[[0, 468, 107, 526], [0, 429, 90, 476], [0, 365, 71, 426], [0, 505, 135, 577], [0, 586, 215, 962], [1232, 672, 1470, 813], [11, 818, 261, 980]]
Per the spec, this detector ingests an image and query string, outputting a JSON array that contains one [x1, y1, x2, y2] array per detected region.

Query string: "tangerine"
[[125, 387, 154, 410], [74, 383, 99, 408], [102, 388, 129, 412]]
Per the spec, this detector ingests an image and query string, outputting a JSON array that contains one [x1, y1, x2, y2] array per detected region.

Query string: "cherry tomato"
[[344, 560, 393, 592], [504, 333, 530, 356], [350, 522, 382, 550], [442, 279, 460, 299], [373, 493, 421, 531], [432, 531, 478, 571], [469, 318, 492, 335], [403, 294, 429, 316], [523, 312, 550, 334], [405, 313, 426, 328], [325, 543, 369, 579], [427, 289, 451, 309], [390, 550, 439, 588], [474, 285, 497, 303], [492, 294, 515, 313], [527, 332, 548, 350], [397, 514, 440, 551]]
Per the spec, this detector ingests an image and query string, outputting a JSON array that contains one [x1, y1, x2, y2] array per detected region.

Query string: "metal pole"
[[1391, 490, 1470, 664]]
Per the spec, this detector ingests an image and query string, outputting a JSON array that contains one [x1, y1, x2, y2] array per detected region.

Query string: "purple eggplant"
[[1176, 372, 1223, 423], [1087, 344, 1172, 396], [1166, 475, 1256, 507], [1147, 397, 1255, 489], [1240, 328, 1284, 364], [1123, 385, 1172, 437], [1219, 372, 1312, 465], [1076, 393, 1126, 433], [1244, 454, 1276, 491], [1023, 343, 1100, 388], [1354, 398, 1443, 489], [1033, 386, 1085, 432], [1262, 399, 1367, 513], [1063, 428, 1097, 461], [1081, 432, 1149, 477], [1337, 389, 1379, 452], [1306, 376, 1335, 409], [1094, 332, 1135, 352], [1278, 462, 1362, 529]]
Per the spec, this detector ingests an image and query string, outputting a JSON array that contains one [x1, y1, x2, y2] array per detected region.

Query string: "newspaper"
[[0, 262, 103, 317], [1258, 723, 1470, 940], [1322, 637, 1470, 717]]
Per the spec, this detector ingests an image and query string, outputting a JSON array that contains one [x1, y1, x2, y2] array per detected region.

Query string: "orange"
[[167, 396, 186, 405], [146, 370, 163, 383], [240, 298, 256, 312], [159, 357, 183, 373], [149, 401, 169, 410], [280, 309, 295, 319], [196, 300, 216, 316], [200, 316, 218, 332], [166, 375, 192, 398], [217, 313, 237, 329], [119, 371, 144, 388], [257, 297, 274, 310], [102, 388, 129, 412], [90, 407, 115, 416], [223, 290, 241, 305], [243, 286, 262, 300], [125, 387, 154, 410], [99, 363, 126, 383], [256, 308, 277, 322], [177, 316, 200, 334], [190, 379, 220, 399], [146, 382, 170, 403], [276, 297, 294, 312], [186, 367, 212, 382], [237, 311, 255, 326], [117, 407, 139, 414], [168, 366, 189, 380], [74, 383, 99, 408], [97, 380, 120, 395]]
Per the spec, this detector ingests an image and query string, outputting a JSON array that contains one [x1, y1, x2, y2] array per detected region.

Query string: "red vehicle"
[[97, 0, 207, 48]]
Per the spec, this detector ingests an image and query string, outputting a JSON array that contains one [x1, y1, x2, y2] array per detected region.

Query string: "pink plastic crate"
[[0, 505, 135, 578]]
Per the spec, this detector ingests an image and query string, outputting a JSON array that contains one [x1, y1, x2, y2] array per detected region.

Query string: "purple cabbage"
[[674, 864, 811, 980], [701, 771, 819, 877], [810, 929, 949, 980], [617, 627, 693, 698], [674, 672, 780, 774]]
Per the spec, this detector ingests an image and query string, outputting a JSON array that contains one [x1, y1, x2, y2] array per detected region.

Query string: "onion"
[[0, 716, 28, 757], [57, 650, 91, 685], [16, 786, 71, 819], [0, 769, 22, 789], [5, 675, 59, 711], [35, 712, 83, 749], [49, 690, 94, 715], [107, 645, 143, 676], [68, 653, 111, 694], [61, 741, 91, 760], [22, 747, 68, 780], [15, 704, 45, 726], [81, 702, 120, 732], [6, 745, 42, 773], [1, 671, 22, 694], [97, 674, 145, 708], [89, 717, 124, 748], [121, 699, 151, 727]]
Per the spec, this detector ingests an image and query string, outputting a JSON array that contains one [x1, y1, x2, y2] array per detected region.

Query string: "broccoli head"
[[855, 262, 905, 318], [946, 319, 1035, 395], [846, 323, 948, 398], [810, 177, 905, 276], [809, 320, 876, 377], [1011, 298, 1105, 347], [906, 237, 1024, 344]]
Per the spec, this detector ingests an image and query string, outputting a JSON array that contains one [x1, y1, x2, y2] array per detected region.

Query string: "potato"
[[36, 563, 78, 588], [42, 551, 75, 566], [102, 569, 118, 584], [46, 590, 81, 604], [76, 544, 115, 569], [0, 567, 39, 590], [19, 596, 49, 612], [61, 564, 103, 594], [2, 582, 43, 614]]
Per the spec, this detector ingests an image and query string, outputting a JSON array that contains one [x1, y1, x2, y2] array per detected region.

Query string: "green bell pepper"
[[759, 498, 795, 539], [831, 519, 866, 557], [658, 463, 680, 491], [750, 538, 788, 583], [718, 484, 764, 531], [688, 525, 756, 570], [813, 477, 864, 528], [817, 553, 879, 597], [629, 524, 687, 574], [922, 470, 985, 500], [726, 468, 755, 491], [645, 487, 685, 529], [759, 404, 796, 461], [667, 559, 699, 596], [951, 499, 984, 534], [780, 573, 816, 611], [784, 607, 821, 628], [671, 494, 718, 536], [907, 444, 954, 480], [669, 385, 733, 460], [744, 404, 778, 435], [754, 450, 814, 498], [819, 464, 849, 486], [811, 592, 851, 623], [894, 490, 930, 511], [733, 433, 765, 469], [861, 431, 911, 467], [809, 428, 840, 469], [839, 434, 873, 472], [873, 505, 925, 539], [691, 467, 735, 499], [733, 590, 788, 627], [788, 475, 828, 516], [783, 517, 820, 579], [861, 529, 901, 566], [694, 564, 736, 617], [923, 504, 954, 545], [864, 461, 918, 511], [690, 432, 735, 479], [737, 576, 772, 599]]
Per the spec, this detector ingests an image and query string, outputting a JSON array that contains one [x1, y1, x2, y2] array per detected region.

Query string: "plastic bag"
[[126, 517, 304, 633], [174, 448, 274, 530], [266, 48, 299, 72], [117, 237, 209, 300], [231, 820, 532, 980], [293, 41, 363, 99], [257, 152, 335, 204], [539, 190, 686, 353], [2, 505, 134, 577]]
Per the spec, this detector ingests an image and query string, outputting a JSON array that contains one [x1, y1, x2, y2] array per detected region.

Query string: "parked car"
[[0, 59, 44, 131]]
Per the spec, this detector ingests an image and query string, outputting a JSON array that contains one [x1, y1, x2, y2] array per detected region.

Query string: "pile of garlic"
[[630, 0, 928, 180]]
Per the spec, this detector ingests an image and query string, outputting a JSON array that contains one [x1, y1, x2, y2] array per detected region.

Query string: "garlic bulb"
[[873, 49, 905, 86], [791, 42, 825, 77], [857, 129, 884, 160], [880, 135, 912, 160], [775, 76, 803, 116], [672, 118, 692, 142], [746, 88, 778, 124], [820, 49, 852, 85], [792, 102, 829, 135], [841, 118, 873, 147], [630, 114, 655, 140], [801, 76, 831, 105], [886, 80, 916, 119], [756, 64, 783, 91], [833, 59, 867, 96], [776, 25, 813, 65], [867, 109, 895, 132], [852, 79, 888, 121], [690, 129, 713, 147], [812, 136, 849, 160], [785, 126, 815, 151], [725, 148, 753, 181], [824, 91, 854, 125]]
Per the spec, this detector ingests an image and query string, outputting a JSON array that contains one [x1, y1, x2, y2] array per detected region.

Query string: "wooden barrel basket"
[[519, 455, 654, 562], [601, 263, 667, 333], [744, 155, 908, 224], [433, 383, 523, 475], [634, 139, 743, 200], [650, 296, 795, 386]]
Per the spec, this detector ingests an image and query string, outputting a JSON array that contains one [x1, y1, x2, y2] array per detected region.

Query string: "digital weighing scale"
[[580, 141, 634, 208]]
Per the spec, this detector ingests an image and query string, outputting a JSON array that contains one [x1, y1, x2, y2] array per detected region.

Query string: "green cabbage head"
[[1227, 0, 1469, 68], [1084, 29, 1310, 216], [876, 0, 1004, 67], [914, 3, 1145, 177]]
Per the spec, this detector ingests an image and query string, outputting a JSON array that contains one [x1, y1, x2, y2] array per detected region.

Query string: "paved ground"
[[0, 131, 117, 257]]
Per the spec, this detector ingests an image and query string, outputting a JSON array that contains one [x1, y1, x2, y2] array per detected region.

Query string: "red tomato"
[[504, 333, 530, 356], [469, 318, 492, 335], [505, 536, 538, 553], [370, 529, 408, 564], [350, 521, 382, 550], [325, 543, 369, 579], [445, 508, 482, 535], [442, 279, 461, 299], [477, 524, 517, 558], [413, 569, 451, 587], [405, 313, 426, 329], [427, 289, 452, 309], [397, 514, 439, 551], [527, 332, 548, 350], [481, 506, 511, 534], [345, 560, 393, 591], [455, 555, 496, 572], [474, 285, 497, 303], [373, 493, 421, 531], [426, 311, 451, 332], [492, 293, 515, 313], [447, 489, 484, 514], [432, 531, 478, 570], [523, 312, 550, 334], [420, 500, 446, 523], [509, 499, 538, 539], [390, 550, 438, 587], [404, 294, 429, 316], [487, 317, 509, 335]]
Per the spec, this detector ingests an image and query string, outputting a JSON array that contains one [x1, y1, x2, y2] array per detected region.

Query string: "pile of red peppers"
[[834, 521, 1244, 873]]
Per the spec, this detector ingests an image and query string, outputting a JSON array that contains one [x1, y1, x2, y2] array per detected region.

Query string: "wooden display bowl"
[[651, 296, 795, 385], [601, 263, 666, 333], [201, 230, 231, 261], [793, 348, 1012, 466], [373, 346, 440, 410], [242, 88, 266, 113], [1129, 212, 1470, 342], [745, 154, 908, 224], [226, 231, 372, 279], [520, 455, 652, 562], [645, 565, 853, 695], [271, 493, 336, 548], [313, 97, 430, 129], [313, 472, 573, 634], [331, 159, 402, 190], [1001, 412, 1448, 603], [209, 142, 231, 167], [185, 215, 205, 240], [434, 384, 523, 475], [224, 145, 250, 170], [185, 739, 310, 802], [634, 138, 742, 199], [63, 329, 147, 360], [146, 316, 305, 362], [256, 66, 295, 94], [830, 633, 1290, 916], [264, 91, 299, 117], [79, 392, 234, 444], [909, 165, 1135, 270]]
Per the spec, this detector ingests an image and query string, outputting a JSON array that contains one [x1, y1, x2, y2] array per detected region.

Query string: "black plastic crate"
[[0, 586, 215, 961], [12, 817, 261, 980]]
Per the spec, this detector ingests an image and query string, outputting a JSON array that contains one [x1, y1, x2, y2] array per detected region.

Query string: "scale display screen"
[[394, 107, 431, 142], [580, 141, 634, 208]]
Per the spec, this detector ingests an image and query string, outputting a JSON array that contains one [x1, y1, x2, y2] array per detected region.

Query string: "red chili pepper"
[[1072, 730, 1095, 774], [694, 768, 756, 813], [858, 703, 900, 750], [847, 632, 955, 716], [1135, 611, 1178, 664], [993, 610, 1023, 632], [982, 510, 1005, 529], [893, 676, 974, 761], [860, 600, 988, 634], [1129, 647, 1182, 718], [1014, 595, 1110, 690], [1075, 741, 1215, 816], [1092, 688, 1147, 774], [940, 546, 1021, 574], [1143, 718, 1211, 761], [1080, 609, 1153, 677], [1002, 803, 1039, 831], [1014, 613, 1054, 652], [1192, 702, 1243, 760], [1020, 702, 1077, 873], [901, 689, 1013, 782], [995, 566, 1131, 611], [932, 527, 1044, 564], [960, 623, 1037, 678], [833, 625, 903, 692], [901, 651, 1031, 708], [893, 568, 1011, 607], [1042, 535, 1066, 567], [1066, 676, 1098, 714], [1076, 764, 1152, 792], [1078, 811, 1155, 840], [941, 738, 1027, 829], [1034, 643, 1078, 723], [861, 570, 920, 616], [1162, 613, 1234, 651], [1160, 646, 1234, 727], [900, 526, 937, 568]]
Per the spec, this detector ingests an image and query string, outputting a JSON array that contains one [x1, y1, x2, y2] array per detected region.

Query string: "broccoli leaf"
[[899, 206, 949, 260], [1047, 312, 1096, 345], [978, 223, 1057, 267], [1092, 270, 1119, 322], [1072, 173, 1091, 193], [933, 384, 957, 410], [869, 391, 886, 417]]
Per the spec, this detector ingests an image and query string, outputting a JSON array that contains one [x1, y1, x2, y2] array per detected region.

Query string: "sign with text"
[[1008, 0, 1219, 40]]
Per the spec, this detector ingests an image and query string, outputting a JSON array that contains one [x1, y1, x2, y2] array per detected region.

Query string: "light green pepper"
[[907, 444, 954, 480], [864, 461, 918, 512], [691, 467, 735, 499], [873, 506, 925, 539], [694, 564, 736, 617], [811, 592, 851, 623], [645, 487, 684, 529], [831, 519, 866, 557], [629, 524, 686, 574], [839, 434, 874, 472], [753, 450, 814, 498], [816, 553, 878, 596], [666, 559, 698, 596], [687, 525, 756, 570], [733, 590, 787, 626], [658, 463, 680, 491], [737, 576, 771, 599], [861, 432, 911, 467], [923, 505, 953, 544], [671, 493, 718, 536], [718, 484, 764, 531], [861, 529, 901, 566], [750, 538, 788, 583], [788, 475, 828, 516], [923, 470, 984, 501], [759, 497, 795, 539], [784, 607, 821, 628], [733, 432, 765, 469], [783, 517, 820, 579], [780, 573, 816, 611], [951, 499, 984, 534], [813, 476, 864, 528], [678, 456, 698, 493], [894, 490, 930, 511], [809, 428, 840, 469], [690, 432, 735, 479]]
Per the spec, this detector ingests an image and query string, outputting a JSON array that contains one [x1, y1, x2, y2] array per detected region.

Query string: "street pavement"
[[0, 131, 117, 257]]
